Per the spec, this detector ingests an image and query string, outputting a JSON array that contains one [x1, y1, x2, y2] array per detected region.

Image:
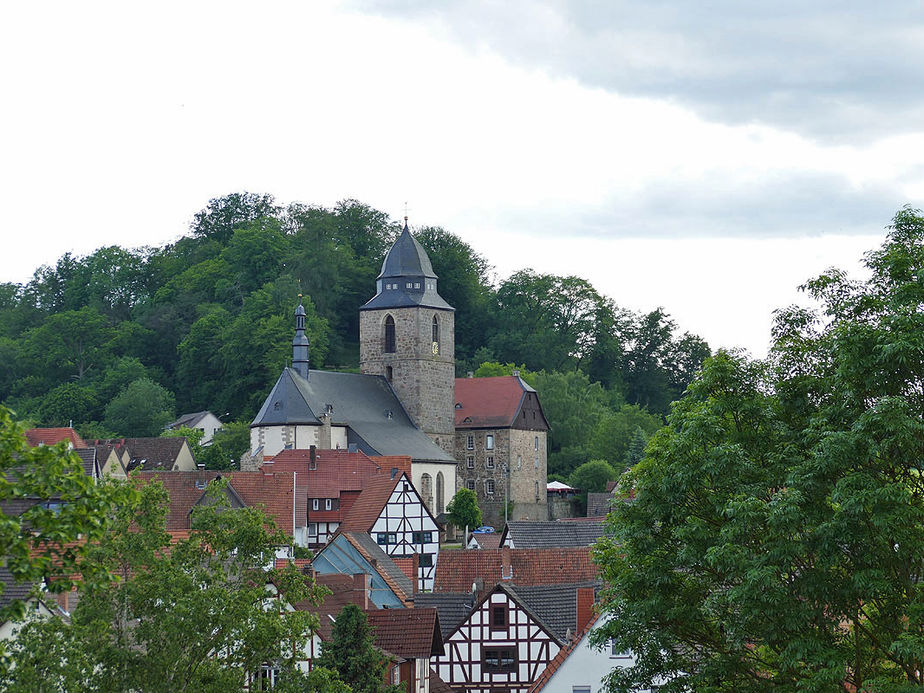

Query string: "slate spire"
[[292, 297, 310, 379]]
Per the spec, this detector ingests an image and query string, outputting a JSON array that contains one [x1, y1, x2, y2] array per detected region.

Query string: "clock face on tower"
[[432, 341, 439, 355]]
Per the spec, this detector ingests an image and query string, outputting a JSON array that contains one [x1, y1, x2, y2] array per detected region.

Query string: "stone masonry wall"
[[359, 307, 455, 455]]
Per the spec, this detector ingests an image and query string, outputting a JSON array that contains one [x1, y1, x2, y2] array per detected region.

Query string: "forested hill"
[[0, 193, 710, 482]]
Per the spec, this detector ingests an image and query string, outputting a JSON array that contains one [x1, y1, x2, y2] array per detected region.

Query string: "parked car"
[[473, 526, 495, 534]]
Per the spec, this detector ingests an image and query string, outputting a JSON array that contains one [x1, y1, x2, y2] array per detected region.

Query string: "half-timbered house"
[[430, 583, 564, 693], [338, 471, 440, 591]]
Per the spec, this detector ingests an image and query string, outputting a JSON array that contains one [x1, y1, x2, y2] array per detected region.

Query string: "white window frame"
[[485, 434, 494, 450], [467, 435, 474, 450]]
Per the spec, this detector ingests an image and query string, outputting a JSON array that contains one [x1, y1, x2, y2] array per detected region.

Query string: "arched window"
[[436, 471, 445, 515], [384, 315, 396, 353], [431, 315, 440, 354]]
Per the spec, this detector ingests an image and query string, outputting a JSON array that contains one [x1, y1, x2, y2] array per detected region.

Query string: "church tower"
[[359, 221, 455, 455]]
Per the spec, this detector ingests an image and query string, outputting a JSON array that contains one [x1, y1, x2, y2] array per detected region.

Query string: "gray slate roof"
[[587, 492, 616, 517], [168, 411, 212, 429], [414, 592, 476, 638], [252, 368, 454, 463], [0, 565, 38, 612], [506, 581, 601, 642], [74, 448, 99, 478], [360, 226, 454, 311], [500, 520, 606, 549]]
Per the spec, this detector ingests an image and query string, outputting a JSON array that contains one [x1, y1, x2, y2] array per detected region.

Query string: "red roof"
[[365, 608, 443, 658], [338, 474, 402, 532], [136, 470, 308, 535], [25, 428, 87, 449], [266, 449, 390, 497], [434, 547, 598, 592], [528, 612, 600, 692], [454, 376, 529, 428]]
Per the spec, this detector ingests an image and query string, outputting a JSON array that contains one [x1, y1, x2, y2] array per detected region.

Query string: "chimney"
[[512, 370, 520, 377], [353, 573, 371, 610], [412, 553, 419, 594], [319, 413, 332, 449], [501, 546, 513, 581], [309, 445, 317, 470], [576, 587, 595, 633]]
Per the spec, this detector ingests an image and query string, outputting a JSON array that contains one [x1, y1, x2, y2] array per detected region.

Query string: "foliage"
[[593, 208, 924, 692], [568, 460, 618, 494], [196, 421, 251, 470], [316, 603, 401, 693], [446, 487, 483, 530], [0, 192, 708, 451], [103, 377, 176, 437], [2, 479, 325, 692], [0, 407, 137, 657], [587, 405, 662, 470]]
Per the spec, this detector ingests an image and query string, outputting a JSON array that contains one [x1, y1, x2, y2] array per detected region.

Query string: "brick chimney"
[[576, 586, 595, 633], [501, 546, 513, 581], [353, 572, 371, 610]]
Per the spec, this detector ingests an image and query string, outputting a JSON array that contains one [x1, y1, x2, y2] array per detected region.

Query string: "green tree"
[[587, 404, 662, 468], [594, 208, 924, 692], [104, 377, 176, 436], [3, 480, 324, 692], [0, 407, 136, 649], [316, 603, 400, 693], [622, 426, 649, 467], [37, 382, 99, 427], [446, 487, 483, 530], [196, 421, 250, 470]]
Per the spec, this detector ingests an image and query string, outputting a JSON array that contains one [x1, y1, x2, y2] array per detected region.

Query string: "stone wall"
[[359, 307, 455, 453], [455, 428, 548, 526]]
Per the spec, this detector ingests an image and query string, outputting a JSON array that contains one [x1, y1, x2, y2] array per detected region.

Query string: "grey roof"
[[74, 448, 98, 478], [500, 520, 606, 549], [0, 565, 38, 612], [361, 226, 454, 312], [506, 581, 601, 642], [112, 438, 189, 472], [252, 368, 454, 463], [343, 531, 415, 599], [414, 592, 475, 638], [168, 411, 212, 429], [587, 492, 616, 517]]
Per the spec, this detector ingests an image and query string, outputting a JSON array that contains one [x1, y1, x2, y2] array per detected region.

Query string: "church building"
[[247, 220, 549, 524]]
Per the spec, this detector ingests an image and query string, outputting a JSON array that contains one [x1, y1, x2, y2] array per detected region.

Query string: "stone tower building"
[[359, 221, 456, 457]]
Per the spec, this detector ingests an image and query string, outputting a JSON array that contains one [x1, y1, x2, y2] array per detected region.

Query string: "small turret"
[[292, 298, 309, 379]]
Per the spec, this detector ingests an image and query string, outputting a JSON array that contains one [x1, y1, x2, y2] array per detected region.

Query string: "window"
[[308, 523, 318, 537], [573, 687, 591, 693], [485, 479, 495, 495], [467, 435, 474, 450], [467, 455, 475, 469], [483, 647, 516, 672], [485, 434, 494, 450], [535, 481, 540, 500], [486, 456, 494, 469], [432, 315, 439, 343], [325, 498, 332, 510], [418, 553, 433, 567], [384, 315, 396, 353], [406, 282, 413, 288], [517, 455, 522, 469], [535, 454, 539, 469], [414, 282, 420, 288], [376, 533, 398, 545], [535, 436, 539, 450], [385, 365, 393, 381], [312, 499, 319, 511], [490, 604, 507, 630], [437, 471, 445, 515], [412, 531, 433, 544], [466, 479, 475, 491]]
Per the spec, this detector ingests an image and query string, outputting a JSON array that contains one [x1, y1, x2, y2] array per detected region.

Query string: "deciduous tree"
[[594, 208, 924, 691]]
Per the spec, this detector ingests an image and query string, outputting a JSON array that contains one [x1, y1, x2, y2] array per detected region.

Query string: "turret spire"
[[292, 296, 310, 379]]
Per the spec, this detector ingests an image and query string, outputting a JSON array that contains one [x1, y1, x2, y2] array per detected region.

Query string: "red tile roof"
[[136, 470, 308, 535], [392, 556, 418, 586], [527, 612, 600, 692], [25, 428, 87, 448], [365, 608, 443, 658], [267, 449, 398, 497], [434, 547, 598, 592], [454, 376, 529, 428], [338, 474, 402, 532]]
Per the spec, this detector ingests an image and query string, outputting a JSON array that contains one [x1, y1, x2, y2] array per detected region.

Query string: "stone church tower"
[[359, 221, 456, 456]]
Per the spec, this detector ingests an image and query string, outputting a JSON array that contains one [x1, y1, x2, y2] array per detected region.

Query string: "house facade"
[[454, 375, 550, 526], [431, 583, 563, 693]]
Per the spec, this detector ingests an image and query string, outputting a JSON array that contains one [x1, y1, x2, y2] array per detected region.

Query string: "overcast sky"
[[2, 1, 918, 356]]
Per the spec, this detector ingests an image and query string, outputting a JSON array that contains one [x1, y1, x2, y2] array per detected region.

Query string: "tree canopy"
[[593, 207, 924, 692], [446, 487, 483, 530]]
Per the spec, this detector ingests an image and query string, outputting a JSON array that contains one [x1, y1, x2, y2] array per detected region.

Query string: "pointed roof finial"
[[403, 201, 409, 231]]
